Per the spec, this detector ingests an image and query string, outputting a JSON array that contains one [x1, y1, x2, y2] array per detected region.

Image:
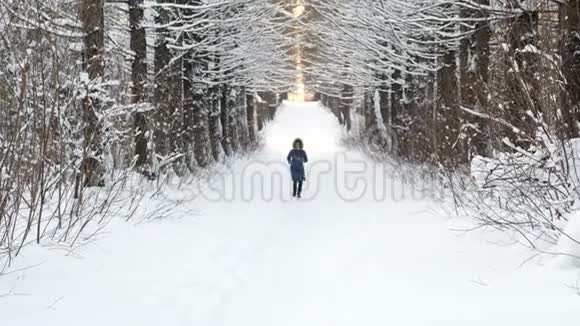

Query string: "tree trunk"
[[220, 85, 231, 156], [208, 85, 224, 162], [236, 87, 249, 150], [257, 96, 266, 132], [460, 0, 492, 157], [504, 8, 539, 147], [188, 0, 210, 168], [364, 90, 377, 131], [437, 47, 460, 166], [153, 0, 171, 157], [192, 75, 210, 168], [562, 0, 580, 138], [154, 0, 183, 164], [80, 0, 105, 187], [267, 92, 278, 120], [129, 0, 149, 169], [390, 69, 403, 128], [246, 93, 257, 143], [182, 53, 195, 171], [340, 84, 353, 131]]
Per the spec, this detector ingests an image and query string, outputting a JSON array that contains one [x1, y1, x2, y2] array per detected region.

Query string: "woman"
[[287, 138, 308, 198]]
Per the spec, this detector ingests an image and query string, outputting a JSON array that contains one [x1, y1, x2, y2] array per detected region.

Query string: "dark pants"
[[293, 181, 303, 197]]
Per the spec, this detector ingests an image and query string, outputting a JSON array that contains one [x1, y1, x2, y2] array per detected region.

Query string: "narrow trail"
[[1, 102, 579, 326]]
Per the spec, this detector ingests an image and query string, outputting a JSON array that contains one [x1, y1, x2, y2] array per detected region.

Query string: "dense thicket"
[[306, 0, 579, 165], [304, 0, 580, 249], [0, 0, 294, 264]]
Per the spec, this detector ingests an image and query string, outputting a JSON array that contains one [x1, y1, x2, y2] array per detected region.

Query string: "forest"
[[310, 0, 580, 253], [0, 0, 296, 261], [1, 0, 580, 265]]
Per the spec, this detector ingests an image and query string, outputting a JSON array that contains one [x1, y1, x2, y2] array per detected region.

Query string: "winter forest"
[[1, 0, 580, 324]]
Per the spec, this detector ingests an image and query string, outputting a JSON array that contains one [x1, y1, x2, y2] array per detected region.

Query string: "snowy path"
[[2, 102, 579, 326]]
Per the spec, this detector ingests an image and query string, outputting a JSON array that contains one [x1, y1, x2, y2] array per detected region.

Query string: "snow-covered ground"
[[1, 102, 579, 326]]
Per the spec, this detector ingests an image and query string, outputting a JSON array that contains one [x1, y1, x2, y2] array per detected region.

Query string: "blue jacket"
[[287, 149, 308, 181]]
